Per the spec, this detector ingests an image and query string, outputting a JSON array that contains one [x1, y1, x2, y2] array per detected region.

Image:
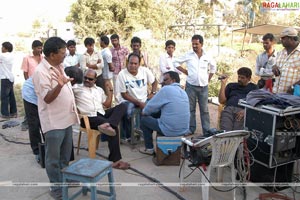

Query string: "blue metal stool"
[[61, 158, 116, 200]]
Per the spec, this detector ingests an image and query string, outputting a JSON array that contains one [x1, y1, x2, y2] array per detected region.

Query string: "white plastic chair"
[[181, 130, 250, 200]]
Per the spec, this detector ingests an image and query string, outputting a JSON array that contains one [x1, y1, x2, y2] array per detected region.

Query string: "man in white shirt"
[[100, 36, 114, 91], [159, 40, 181, 84], [81, 37, 104, 89], [116, 53, 158, 139], [173, 34, 217, 135], [73, 69, 129, 169], [0, 42, 17, 119], [63, 40, 81, 68]]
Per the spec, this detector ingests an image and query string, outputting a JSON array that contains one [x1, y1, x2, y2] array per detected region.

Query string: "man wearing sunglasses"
[[73, 69, 130, 169]]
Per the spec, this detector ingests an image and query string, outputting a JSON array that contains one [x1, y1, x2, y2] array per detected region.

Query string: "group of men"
[[219, 27, 300, 131], [1, 26, 299, 200]]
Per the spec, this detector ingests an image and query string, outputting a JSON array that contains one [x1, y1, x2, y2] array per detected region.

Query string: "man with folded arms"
[[73, 69, 129, 169]]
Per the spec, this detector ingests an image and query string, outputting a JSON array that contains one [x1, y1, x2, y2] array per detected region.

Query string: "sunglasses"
[[84, 76, 95, 81]]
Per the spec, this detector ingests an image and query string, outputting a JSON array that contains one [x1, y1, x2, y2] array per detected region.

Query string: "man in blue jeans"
[[139, 71, 190, 155], [173, 34, 217, 135]]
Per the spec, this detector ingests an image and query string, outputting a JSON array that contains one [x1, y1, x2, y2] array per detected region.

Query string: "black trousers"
[[23, 100, 41, 155], [81, 103, 126, 162]]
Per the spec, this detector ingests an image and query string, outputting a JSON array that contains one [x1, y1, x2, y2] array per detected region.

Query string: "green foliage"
[[67, 0, 169, 39]]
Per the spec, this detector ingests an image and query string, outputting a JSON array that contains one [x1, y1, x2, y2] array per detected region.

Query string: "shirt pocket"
[[198, 59, 209, 69]]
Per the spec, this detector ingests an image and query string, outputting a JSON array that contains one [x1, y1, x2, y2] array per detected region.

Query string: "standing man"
[[173, 34, 217, 135], [218, 67, 258, 131], [63, 40, 81, 69], [33, 37, 79, 199], [255, 33, 277, 91], [273, 27, 300, 94], [129, 36, 149, 67], [21, 40, 43, 131], [139, 71, 190, 154], [21, 40, 43, 80], [159, 40, 181, 83], [0, 42, 17, 119], [22, 77, 42, 163], [100, 36, 114, 92], [81, 37, 104, 89], [110, 34, 129, 102]]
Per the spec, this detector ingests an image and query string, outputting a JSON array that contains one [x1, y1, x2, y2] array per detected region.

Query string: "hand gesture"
[[51, 67, 73, 87]]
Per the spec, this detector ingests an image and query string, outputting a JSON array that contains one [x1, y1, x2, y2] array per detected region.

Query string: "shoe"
[[139, 148, 154, 155], [98, 123, 116, 136], [9, 113, 18, 118], [35, 155, 40, 163], [0, 116, 10, 122], [134, 128, 143, 135], [49, 188, 62, 200], [21, 124, 28, 131]]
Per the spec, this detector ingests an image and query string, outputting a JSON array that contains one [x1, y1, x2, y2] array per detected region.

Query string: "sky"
[[0, 0, 76, 33]]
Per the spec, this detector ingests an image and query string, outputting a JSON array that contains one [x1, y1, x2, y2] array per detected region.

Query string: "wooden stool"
[[61, 158, 116, 200]]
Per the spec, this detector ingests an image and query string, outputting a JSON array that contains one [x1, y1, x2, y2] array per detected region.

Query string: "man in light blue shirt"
[[139, 71, 190, 154], [22, 77, 41, 162], [173, 34, 217, 135]]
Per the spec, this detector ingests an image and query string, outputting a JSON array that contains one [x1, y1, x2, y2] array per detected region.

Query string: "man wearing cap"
[[272, 27, 300, 94]]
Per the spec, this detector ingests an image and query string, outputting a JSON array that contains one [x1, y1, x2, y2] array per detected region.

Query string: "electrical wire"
[[0, 135, 188, 200], [0, 133, 30, 145]]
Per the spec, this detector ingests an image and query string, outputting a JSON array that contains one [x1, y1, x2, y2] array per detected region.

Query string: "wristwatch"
[[151, 91, 156, 94]]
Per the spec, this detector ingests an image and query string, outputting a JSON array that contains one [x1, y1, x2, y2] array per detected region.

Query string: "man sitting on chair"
[[218, 67, 258, 131], [73, 69, 129, 169], [139, 71, 190, 155]]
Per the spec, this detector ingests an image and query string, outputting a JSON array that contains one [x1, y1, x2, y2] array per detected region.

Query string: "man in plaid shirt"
[[273, 27, 300, 94]]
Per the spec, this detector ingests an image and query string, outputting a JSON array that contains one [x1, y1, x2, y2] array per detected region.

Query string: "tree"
[[67, 0, 168, 39]]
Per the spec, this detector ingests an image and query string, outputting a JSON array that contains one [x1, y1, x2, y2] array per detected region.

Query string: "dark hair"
[[66, 40, 76, 47], [32, 40, 43, 48], [191, 34, 204, 44], [164, 71, 180, 83], [165, 40, 176, 48], [110, 34, 119, 40], [131, 36, 142, 45], [237, 67, 252, 78], [65, 66, 83, 85], [100, 36, 110, 45], [2, 42, 13, 52], [128, 53, 141, 63], [84, 37, 95, 46], [43, 37, 66, 57], [262, 33, 275, 41]]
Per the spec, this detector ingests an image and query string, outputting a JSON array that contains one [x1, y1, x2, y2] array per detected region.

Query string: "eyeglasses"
[[84, 76, 95, 81], [280, 36, 289, 40]]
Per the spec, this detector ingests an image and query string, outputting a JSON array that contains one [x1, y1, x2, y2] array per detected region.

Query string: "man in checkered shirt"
[[273, 27, 300, 94]]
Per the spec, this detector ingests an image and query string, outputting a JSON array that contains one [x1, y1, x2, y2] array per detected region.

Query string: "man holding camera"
[[218, 67, 258, 131]]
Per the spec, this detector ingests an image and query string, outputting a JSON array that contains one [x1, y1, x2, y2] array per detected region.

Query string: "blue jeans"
[[140, 115, 163, 149], [44, 126, 73, 190], [1, 79, 17, 117], [185, 82, 210, 134], [121, 101, 140, 139]]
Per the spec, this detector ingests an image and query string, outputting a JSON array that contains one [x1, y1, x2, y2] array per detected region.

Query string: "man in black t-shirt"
[[218, 67, 258, 131]]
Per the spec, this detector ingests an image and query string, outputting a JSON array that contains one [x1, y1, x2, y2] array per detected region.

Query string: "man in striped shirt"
[[273, 27, 300, 94]]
